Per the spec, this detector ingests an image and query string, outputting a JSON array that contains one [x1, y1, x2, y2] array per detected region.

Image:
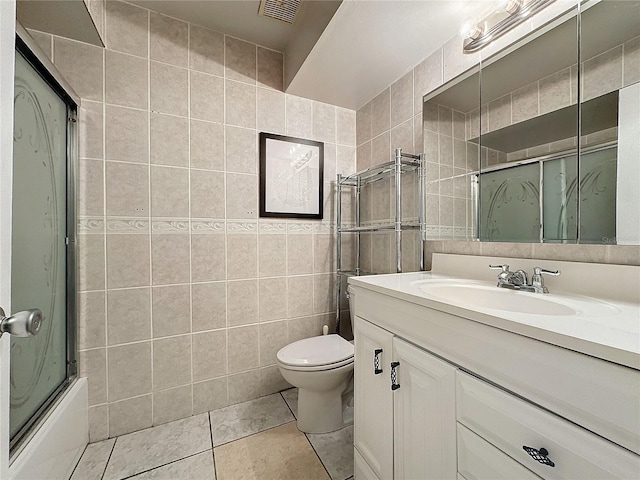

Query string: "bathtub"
[[9, 379, 88, 480]]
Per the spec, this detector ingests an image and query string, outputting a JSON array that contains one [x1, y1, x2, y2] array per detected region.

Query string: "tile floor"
[[71, 389, 354, 480]]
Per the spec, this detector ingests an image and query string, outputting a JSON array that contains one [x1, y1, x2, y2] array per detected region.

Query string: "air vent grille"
[[259, 0, 301, 24]]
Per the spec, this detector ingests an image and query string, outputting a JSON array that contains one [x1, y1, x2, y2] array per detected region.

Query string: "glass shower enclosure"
[[9, 33, 77, 454], [477, 144, 617, 244]]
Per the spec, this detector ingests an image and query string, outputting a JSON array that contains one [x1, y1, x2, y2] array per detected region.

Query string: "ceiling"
[[131, 0, 340, 52], [17, 0, 103, 46], [131, 0, 493, 111], [20, 0, 494, 111], [287, 0, 491, 110]]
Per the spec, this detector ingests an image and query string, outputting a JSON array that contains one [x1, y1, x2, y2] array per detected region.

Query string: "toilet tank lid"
[[277, 334, 354, 367]]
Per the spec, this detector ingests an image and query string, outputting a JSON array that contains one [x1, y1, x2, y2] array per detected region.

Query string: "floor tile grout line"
[[95, 391, 350, 480], [68, 442, 90, 479], [208, 412, 218, 479], [100, 438, 118, 480], [280, 390, 335, 480], [212, 418, 297, 449], [116, 449, 213, 480], [280, 390, 297, 419], [208, 393, 296, 448], [303, 431, 334, 480]]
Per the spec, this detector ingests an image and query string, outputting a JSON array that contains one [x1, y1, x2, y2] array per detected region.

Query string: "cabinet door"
[[393, 337, 457, 480], [354, 317, 394, 480], [354, 447, 382, 480]]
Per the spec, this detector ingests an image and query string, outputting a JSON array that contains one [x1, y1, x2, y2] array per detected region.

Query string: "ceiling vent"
[[259, 0, 301, 24]]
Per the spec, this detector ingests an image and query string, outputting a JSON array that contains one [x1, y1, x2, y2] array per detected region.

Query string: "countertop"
[[349, 269, 640, 370]]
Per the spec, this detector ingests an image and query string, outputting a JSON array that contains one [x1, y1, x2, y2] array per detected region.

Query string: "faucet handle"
[[489, 264, 510, 272], [490, 264, 512, 287], [531, 267, 560, 293], [533, 267, 560, 276]]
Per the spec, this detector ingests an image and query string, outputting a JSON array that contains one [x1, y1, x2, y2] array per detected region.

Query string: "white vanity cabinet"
[[354, 318, 393, 480], [354, 317, 457, 480], [351, 261, 640, 480], [456, 371, 639, 479]]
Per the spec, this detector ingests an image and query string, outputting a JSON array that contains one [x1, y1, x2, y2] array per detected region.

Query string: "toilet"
[[276, 334, 354, 434]]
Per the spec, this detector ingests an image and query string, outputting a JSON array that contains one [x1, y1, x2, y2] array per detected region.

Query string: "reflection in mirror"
[[581, 0, 640, 245], [422, 71, 481, 241], [423, 1, 640, 245], [476, 12, 579, 243]]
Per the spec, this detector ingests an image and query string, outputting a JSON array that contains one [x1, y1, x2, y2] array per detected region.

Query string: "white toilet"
[[276, 334, 354, 434]]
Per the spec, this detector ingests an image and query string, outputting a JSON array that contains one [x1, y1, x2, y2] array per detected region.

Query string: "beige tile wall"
[[353, 67, 424, 274], [469, 34, 639, 163], [83, 0, 106, 43], [423, 241, 640, 269], [422, 100, 502, 240], [29, 0, 356, 442], [355, 3, 640, 272]]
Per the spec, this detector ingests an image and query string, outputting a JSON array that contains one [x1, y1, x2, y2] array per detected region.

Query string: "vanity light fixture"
[[462, 0, 555, 53]]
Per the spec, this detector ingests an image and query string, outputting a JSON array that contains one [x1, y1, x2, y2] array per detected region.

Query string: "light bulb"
[[496, 0, 523, 15], [460, 20, 474, 38], [505, 0, 523, 15], [465, 24, 484, 41]]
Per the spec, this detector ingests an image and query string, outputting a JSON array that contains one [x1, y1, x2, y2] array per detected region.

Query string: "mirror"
[[423, 0, 640, 245], [580, 0, 640, 245]]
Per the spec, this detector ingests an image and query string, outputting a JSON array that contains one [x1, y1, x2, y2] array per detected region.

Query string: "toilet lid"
[[277, 334, 354, 368]]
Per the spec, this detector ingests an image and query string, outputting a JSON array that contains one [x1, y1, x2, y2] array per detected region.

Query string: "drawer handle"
[[391, 361, 400, 390], [523, 446, 555, 467], [374, 349, 383, 375]]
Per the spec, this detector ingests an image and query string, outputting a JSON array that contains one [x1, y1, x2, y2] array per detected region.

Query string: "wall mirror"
[[422, 0, 640, 245]]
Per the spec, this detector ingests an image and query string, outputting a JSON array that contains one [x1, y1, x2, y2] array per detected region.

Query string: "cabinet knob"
[[523, 446, 555, 467], [374, 349, 383, 375], [391, 361, 400, 390]]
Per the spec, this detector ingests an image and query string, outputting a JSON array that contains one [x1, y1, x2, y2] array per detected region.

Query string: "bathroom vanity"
[[350, 254, 640, 480]]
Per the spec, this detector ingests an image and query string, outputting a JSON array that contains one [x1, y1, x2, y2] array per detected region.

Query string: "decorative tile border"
[[453, 227, 470, 238], [78, 217, 104, 234], [191, 220, 225, 233], [226, 221, 257, 234], [106, 218, 150, 233], [314, 223, 334, 234], [152, 219, 189, 233], [287, 222, 314, 234], [440, 226, 455, 238], [425, 226, 440, 238], [258, 221, 287, 234]]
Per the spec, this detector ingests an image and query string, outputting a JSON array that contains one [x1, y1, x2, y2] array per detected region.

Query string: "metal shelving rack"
[[335, 148, 426, 331]]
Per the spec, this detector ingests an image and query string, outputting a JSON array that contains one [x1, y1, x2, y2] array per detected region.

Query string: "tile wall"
[[422, 100, 488, 240], [469, 34, 640, 163], [355, 1, 640, 271], [83, 0, 105, 42], [353, 69, 423, 274], [28, 0, 356, 442]]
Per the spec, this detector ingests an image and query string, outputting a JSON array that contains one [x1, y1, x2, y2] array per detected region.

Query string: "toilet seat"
[[277, 334, 354, 372]]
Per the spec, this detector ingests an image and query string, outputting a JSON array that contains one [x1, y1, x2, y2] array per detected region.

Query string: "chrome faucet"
[[489, 265, 560, 293], [528, 266, 561, 294]]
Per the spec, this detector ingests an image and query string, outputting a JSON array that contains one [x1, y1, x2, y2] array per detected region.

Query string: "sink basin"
[[409, 277, 623, 317], [419, 283, 577, 315]]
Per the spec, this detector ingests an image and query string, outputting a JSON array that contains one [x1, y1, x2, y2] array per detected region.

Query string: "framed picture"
[[259, 132, 324, 219]]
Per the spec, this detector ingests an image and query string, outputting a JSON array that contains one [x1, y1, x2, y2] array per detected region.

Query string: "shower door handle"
[[0, 307, 43, 338]]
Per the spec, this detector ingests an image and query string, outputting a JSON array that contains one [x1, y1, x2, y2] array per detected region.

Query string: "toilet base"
[[296, 377, 350, 434]]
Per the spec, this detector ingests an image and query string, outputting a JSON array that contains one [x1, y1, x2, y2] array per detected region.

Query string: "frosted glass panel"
[[10, 51, 68, 441], [478, 163, 540, 242], [580, 147, 617, 243], [543, 155, 578, 243]]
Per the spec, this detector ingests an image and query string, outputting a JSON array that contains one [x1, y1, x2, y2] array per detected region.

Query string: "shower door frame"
[[7, 24, 79, 458]]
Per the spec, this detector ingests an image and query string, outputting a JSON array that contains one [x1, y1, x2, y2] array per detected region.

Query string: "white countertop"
[[349, 257, 640, 370]]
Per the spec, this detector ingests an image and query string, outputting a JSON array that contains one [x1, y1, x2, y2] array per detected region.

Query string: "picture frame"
[[259, 132, 324, 219]]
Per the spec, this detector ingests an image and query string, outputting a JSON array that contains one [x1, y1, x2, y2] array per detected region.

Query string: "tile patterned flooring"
[[72, 389, 354, 480]]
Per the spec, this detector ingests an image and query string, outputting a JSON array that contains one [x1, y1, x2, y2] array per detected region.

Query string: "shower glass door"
[[9, 40, 76, 452]]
